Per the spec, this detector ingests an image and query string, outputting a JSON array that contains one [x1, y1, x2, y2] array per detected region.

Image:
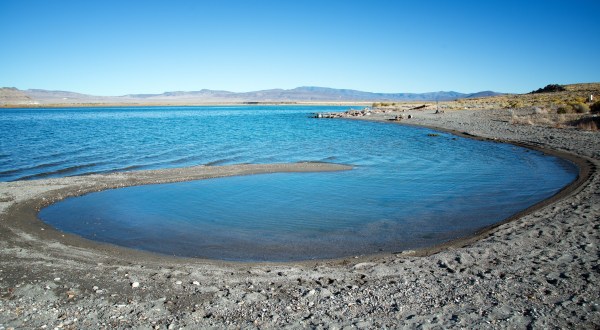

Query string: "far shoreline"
[[0, 101, 376, 109]]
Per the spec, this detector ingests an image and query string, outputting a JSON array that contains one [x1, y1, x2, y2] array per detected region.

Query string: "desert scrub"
[[508, 100, 523, 108], [571, 117, 599, 131], [591, 101, 600, 113], [570, 102, 590, 114], [557, 104, 574, 114], [372, 102, 392, 107]]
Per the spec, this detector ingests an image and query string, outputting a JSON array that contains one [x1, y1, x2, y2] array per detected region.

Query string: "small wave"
[[205, 157, 243, 166], [114, 165, 146, 172], [13, 162, 101, 181], [30, 145, 96, 162], [166, 155, 206, 166], [136, 148, 189, 162], [0, 161, 67, 177]]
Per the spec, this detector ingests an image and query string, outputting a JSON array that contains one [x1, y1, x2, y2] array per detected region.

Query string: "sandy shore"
[[1, 109, 599, 329]]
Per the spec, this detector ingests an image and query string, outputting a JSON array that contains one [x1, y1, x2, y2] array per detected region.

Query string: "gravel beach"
[[1, 108, 598, 329]]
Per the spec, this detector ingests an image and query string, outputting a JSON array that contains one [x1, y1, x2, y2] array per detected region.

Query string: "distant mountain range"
[[0, 86, 503, 106]]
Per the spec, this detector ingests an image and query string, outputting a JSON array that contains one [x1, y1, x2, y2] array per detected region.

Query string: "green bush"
[[591, 101, 600, 113]]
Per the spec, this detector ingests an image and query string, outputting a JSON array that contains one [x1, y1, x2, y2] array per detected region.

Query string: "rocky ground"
[[1, 108, 599, 329]]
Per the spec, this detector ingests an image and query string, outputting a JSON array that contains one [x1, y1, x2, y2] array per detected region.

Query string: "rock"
[[131, 282, 140, 288], [244, 292, 267, 303], [320, 288, 332, 298], [353, 262, 376, 270], [355, 320, 373, 328]]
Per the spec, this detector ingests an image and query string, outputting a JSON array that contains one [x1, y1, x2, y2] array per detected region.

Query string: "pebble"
[[353, 262, 375, 270], [131, 282, 140, 288], [192, 281, 200, 285]]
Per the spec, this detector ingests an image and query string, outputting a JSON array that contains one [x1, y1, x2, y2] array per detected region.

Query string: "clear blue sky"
[[1, 0, 598, 95]]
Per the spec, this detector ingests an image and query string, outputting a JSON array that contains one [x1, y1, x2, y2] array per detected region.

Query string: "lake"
[[1, 106, 577, 261]]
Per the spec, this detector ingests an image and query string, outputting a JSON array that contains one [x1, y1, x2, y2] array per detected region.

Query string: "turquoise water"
[[1, 106, 355, 181], [1, 106, 577, 261]]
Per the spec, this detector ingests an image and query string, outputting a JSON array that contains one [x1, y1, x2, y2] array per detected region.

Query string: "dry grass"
[[373, 83, 600, 131], [448, 83, 600, 131], [509, 112, 581, 128], [571, 117, 600, 131]]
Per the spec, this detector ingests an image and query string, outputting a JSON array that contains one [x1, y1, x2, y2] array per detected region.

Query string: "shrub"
[[571, 117, 600, 131], [508, 100, 522, 108], [557, 105, 572, 114], [571, 102, 590, 113], [373, 102, 392, 107], [591, 101, 600, 113]]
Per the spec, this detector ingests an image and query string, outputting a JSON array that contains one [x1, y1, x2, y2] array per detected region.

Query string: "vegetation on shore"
[[372, 83, 600, 131]]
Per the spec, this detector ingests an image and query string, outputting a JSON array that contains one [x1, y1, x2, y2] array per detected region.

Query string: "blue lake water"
[[1, 106, 578, 261]]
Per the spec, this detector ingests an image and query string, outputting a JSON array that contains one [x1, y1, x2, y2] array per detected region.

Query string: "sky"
[[1, 0, 599, 95]]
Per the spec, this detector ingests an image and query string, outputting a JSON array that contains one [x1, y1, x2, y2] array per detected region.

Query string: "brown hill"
[[0, 87, 33, 105]]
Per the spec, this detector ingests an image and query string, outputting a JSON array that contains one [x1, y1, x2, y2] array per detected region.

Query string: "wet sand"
[[0, 109, 599, 328]]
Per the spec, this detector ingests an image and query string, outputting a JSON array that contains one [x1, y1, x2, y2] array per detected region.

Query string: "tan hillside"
[[0, 87, 33, 105], [447, 83, 600, 110]]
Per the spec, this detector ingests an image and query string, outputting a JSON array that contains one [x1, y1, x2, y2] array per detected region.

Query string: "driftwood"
[[410, 104, 427, 110]]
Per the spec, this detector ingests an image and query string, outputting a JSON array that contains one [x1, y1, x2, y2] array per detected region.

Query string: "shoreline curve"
[[2, 130, 588, 264], [1, 162, 354, 265], [1, 108, 598, 328]]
